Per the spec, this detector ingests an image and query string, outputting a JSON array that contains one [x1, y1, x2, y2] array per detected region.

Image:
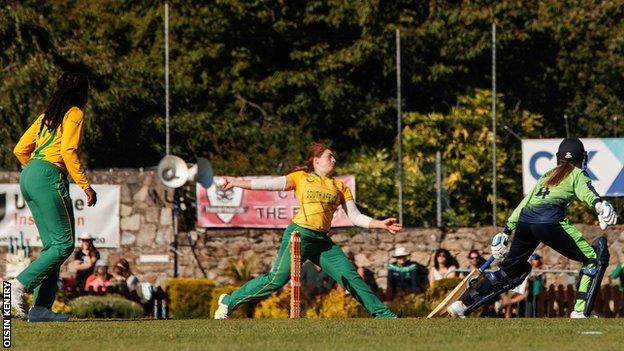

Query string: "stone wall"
[[1, 169, 623, 290]]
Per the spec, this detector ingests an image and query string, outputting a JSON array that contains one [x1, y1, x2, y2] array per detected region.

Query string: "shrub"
[[306, 290, 368, 318], [227, 255, 258, 284], [68, 295, 143, 319], [424, 277, 463, 312], [253, 285, 323, 318], [165, 278, 214, 319], [386, 292, 429, 317], [252, 287, 290, 319], [52, 298, 72, 314]]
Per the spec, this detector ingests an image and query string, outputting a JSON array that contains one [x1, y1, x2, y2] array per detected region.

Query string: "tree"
[[341, 89, 543, 227]]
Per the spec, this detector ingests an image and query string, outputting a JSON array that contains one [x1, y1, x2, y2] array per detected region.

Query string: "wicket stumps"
[[290, 231, 301, 318]]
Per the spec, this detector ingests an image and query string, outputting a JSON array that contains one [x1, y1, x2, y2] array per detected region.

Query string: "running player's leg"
[[313, 238, 395, 318], [535, 220, 604, 316], [223, 224, 295, 311], [32, 266, 60, 309], [460, 223, 538, 315]]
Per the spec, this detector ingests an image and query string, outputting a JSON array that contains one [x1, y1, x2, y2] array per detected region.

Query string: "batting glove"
[[595, 201, 617, 230], [491, 232, 509, 261]]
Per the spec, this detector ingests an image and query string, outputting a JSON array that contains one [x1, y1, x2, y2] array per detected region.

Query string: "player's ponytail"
[[545, 137, 585, 187], [288, 142, 333, 174], [544, 161, 576, 187]]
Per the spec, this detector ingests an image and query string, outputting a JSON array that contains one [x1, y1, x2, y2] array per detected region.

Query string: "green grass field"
[[11, 318, 624, 351]]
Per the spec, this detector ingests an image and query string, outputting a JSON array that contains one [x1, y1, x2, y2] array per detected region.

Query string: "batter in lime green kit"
[[214, 143, 402, 319], [448, 138, 618, 319], [10, 73, 98, 322]]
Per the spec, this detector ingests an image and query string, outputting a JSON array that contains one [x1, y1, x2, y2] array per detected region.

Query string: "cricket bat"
[[427, 256, 495, 318]]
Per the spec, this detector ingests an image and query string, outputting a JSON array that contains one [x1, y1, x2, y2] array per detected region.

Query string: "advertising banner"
[[522, 138, 624, 196], [197, 175, 356, 228], [0, 184, 120, 248]]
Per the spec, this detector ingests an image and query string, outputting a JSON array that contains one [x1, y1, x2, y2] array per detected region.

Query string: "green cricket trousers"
[[16, 159, 75, 308], [224, 223, 396, 318]]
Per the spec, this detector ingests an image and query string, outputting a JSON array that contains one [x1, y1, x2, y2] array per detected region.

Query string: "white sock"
[[10, 279, 25, 292]]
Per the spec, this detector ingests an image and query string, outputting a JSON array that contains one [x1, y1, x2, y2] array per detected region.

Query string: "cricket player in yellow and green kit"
[[10, 72, 97, 322], [214, 142, 401, 319]]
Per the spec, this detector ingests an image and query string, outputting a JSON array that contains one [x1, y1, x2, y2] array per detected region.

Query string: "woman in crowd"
[[428, 248, 458, 287]]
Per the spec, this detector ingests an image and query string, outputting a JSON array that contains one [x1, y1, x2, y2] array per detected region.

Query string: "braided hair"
[[41, 72, 89, 132]]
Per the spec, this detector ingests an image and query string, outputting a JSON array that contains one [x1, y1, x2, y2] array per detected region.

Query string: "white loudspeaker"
[[187, 157, 214, 188], [157, 155, 189, 188], [158, 155, 215, 188]]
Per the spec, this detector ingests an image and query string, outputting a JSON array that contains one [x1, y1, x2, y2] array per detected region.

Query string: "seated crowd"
[[69, 233, 140, 301]]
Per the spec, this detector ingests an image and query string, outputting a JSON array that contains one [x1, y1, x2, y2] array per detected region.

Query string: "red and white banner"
[[0, 184, 120, 248], [196, 175, 356, 228]]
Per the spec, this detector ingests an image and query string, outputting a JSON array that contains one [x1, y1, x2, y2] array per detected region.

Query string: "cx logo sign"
[[529, 151, 598, 180]]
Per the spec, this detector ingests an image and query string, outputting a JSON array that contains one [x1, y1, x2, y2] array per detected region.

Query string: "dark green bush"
[[69, 295, 143, 319]]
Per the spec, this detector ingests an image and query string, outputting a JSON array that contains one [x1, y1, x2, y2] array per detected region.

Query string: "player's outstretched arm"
[[220, 176, 295, 191], [370, 218, 402, 234], [343, 200, 402, 234]]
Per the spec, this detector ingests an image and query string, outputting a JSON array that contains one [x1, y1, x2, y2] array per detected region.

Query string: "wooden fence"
[[523, 284, 623, 317]]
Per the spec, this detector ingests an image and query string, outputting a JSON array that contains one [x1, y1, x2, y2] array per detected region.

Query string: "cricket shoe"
[[447, 301, 468, 318], [214, 294, 229, 320], [570, 311, 598, 319], [28, 306, 70, 322], [10, 279, 27, 318], [494, 300, 503, 314]]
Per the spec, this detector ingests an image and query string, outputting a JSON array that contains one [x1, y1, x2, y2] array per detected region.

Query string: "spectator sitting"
[[461, 249, 486, 277], [428, 248, 458, 287], [110, 258, 139, 293], [387, 247, 421, 300], [301, 261, 336, 296], [85, 259, 112, 293], [73, 233, 100, 294]]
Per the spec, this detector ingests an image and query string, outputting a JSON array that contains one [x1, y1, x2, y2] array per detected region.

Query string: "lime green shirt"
[[505, 167, 600, 232]]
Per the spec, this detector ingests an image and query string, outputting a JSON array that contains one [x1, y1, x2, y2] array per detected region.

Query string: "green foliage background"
[[2, 1, 622, 226]]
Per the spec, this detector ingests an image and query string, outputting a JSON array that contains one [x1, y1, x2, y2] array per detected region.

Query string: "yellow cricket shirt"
[[287, 170, 353, 232], [13, 107, 90, 189]]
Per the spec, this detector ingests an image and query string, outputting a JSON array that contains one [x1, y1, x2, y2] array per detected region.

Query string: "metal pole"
[[491, 23, 497, 227], [172, 188, 180, 277], [164, 2, 170, 155], [396, 29, 403, 224], [436, 151, 442, 228], [564, 114, 570, 137]]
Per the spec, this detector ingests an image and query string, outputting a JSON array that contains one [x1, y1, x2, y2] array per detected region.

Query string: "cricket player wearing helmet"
[[448, 137, 617, 318]]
